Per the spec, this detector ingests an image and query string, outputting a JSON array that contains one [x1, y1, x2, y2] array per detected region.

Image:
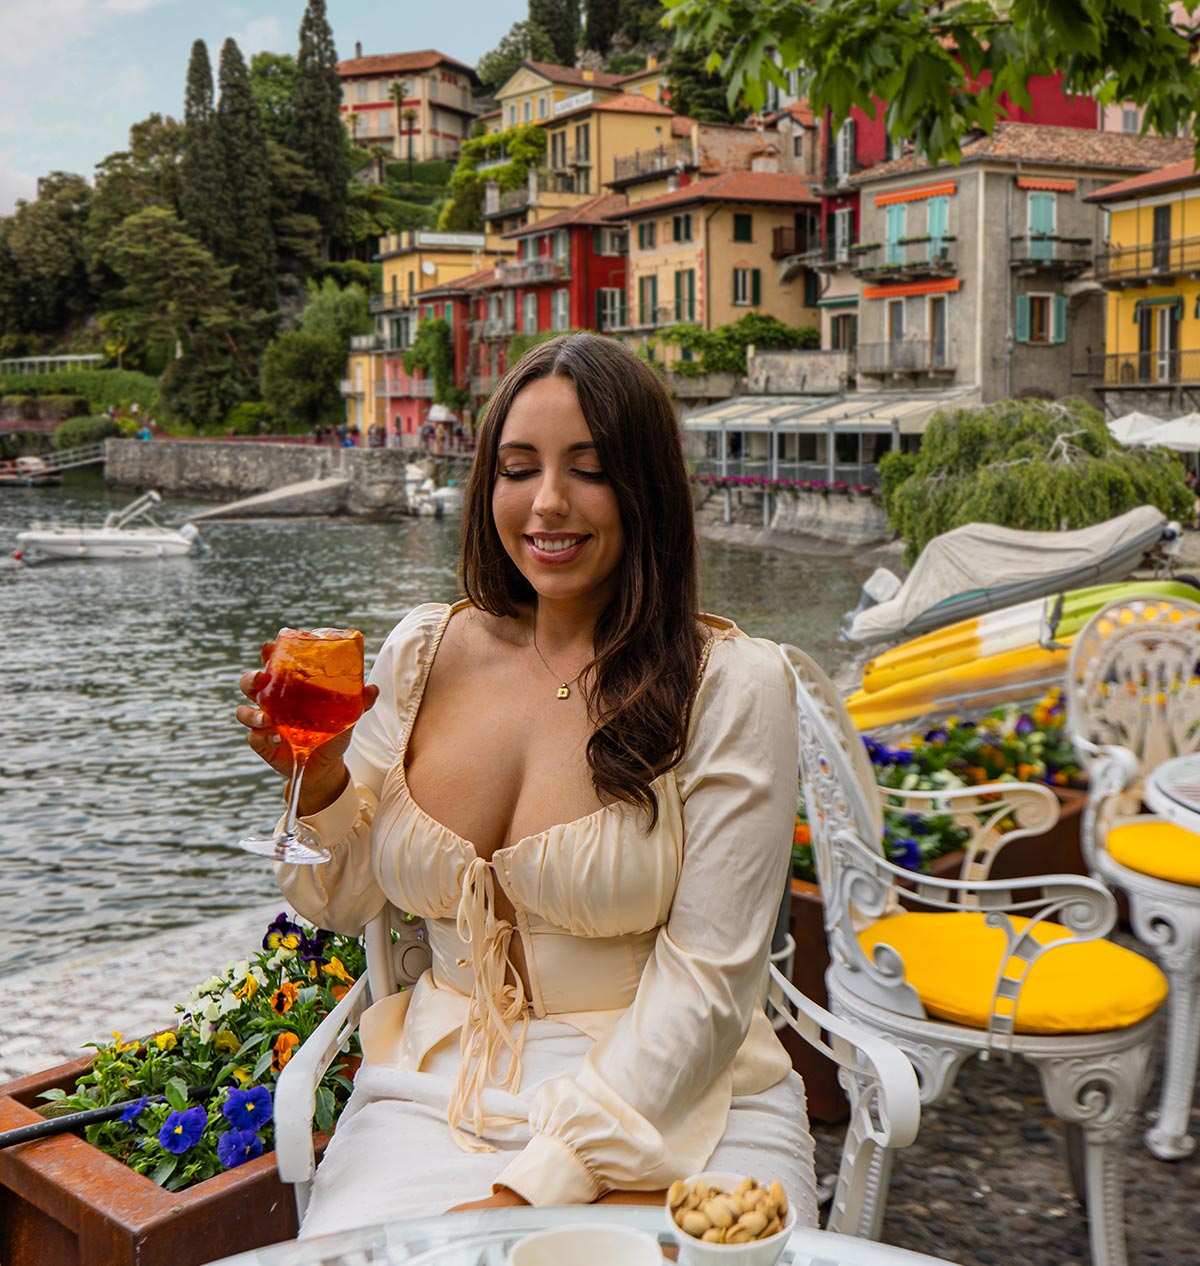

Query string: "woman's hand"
[[445, 1187, 529, 1214], [235, 643, 379, 816]]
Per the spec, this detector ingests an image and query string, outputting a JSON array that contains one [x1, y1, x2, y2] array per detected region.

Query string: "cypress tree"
[[218, 38, 277, 311], [288, 0, 350, 252], [583, 0, 620, 54], [180, 40, 234, 260], [529, 0, 580, 66]]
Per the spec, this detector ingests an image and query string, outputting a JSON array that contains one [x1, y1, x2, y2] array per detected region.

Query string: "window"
[[552, 288, 570, 331], [673, 213, 693, 243], [575, 123, 590, 161], [523, 293, 538, 334], [886, 299, 905, 344], [733, 213, 753, 243], [593, 227, 627, 256], [885, 203, 907, 266], [830, 312, 857, 351], [503, 290, 516, 328], [638, 274, 658, 326], [927, 196, 948, 255], [508, 105, 517, 126], [379, 81, 390, 100], [833, 207, 853, 262], [551, 132, 567, 168], [792, 132, 803, 159], [803, 268, 820, 307], [674, 268, 696, 321], [523, 100, 531, 123], [538, 95, 547, 119], [1028, 192, 1056, 262], [596, 287, 627, 330], [637, 222, 657, 250], [1122, 106, 1140, 134], [733, 267, 761, 306], [1015, 293, 1066, 344], [554, 229, 569, 266], [429, 79, 438, 99], [834, 119, 855, 185]]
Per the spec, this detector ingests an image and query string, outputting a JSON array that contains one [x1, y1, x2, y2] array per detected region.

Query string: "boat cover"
[[847, 505, 1168, 644]]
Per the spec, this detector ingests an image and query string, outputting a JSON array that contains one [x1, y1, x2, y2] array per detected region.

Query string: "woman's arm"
[[493, 637, 798, 1205]]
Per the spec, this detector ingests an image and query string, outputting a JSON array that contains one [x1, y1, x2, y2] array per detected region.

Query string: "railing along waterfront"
[[691, 458, 881, 488], [857, 339, 954, 375], [1095, 235, 1200, 283], [1088, 349, 1200, 386]]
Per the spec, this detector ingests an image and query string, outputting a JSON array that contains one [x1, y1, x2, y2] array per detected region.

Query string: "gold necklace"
[[531, 616, 583, 700]]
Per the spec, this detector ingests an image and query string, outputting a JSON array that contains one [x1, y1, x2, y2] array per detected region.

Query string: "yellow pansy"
[[323, 957, 355, 986], [154, 1031, 178, 1052], [215, 1029, 240, 1054], [230, 1065, 254, 1085], [234, 973, 259, 1001]]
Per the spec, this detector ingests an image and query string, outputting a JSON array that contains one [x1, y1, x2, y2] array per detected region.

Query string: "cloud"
[[230, 15, 285, 55], [0, 159, 40, 217], [100, 0, 175, 12]]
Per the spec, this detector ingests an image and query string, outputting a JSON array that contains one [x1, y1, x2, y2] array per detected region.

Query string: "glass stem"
[[284, 756, 308, 838]]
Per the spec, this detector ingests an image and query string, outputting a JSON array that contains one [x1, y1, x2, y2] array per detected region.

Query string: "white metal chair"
[[1066, 592, 1200, 1160], [275, 904, 920, 1238], [784, 645, 1167, 1266]]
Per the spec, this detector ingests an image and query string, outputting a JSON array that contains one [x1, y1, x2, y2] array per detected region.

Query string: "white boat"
[[15, 490, 201, 561]]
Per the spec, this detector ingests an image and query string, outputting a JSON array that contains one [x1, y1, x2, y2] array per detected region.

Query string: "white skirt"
[[300, 1018, 818, 1239]]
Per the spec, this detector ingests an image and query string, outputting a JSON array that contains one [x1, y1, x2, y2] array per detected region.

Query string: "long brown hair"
[[461, 333, 704, 824]]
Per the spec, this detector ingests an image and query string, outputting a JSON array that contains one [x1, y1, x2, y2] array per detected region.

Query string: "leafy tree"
[[266, 140, 323, 277], [403, 317, 469, 408], [667, 29, 749, 123], [618, 0, 671, 47], [218, 38, 277, 312], [288, 0, 351, 251], [248, 51, 297, 145], [660, 312, 816, 375], [297, 277, 371, 351], [260, 329, 346, 431], [879, 398, 1194, 565], [662, 0, 1200, 168], [584, 0, 622, 53], [438, 124, 547, 232], [476, 20, 558, 94], [181, 40, 234, 262], [530, 0, 581, 65]]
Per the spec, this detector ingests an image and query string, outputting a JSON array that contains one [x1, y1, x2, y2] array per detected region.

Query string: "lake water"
[[0, 471, 873, 974]]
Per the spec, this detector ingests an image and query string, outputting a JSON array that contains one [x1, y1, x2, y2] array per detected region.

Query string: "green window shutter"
[[637, 224, 644, 250], [649, 275, 657, 315], [1015, 294, 1030, 343], [734, 213, 752, 242], [685, 213, 692, 241], [619, 287, 627, 327], [1052, 294, 1067, 344], [638, 277, 646, 325], [592, 227, 602, 254], [674, 270, 682, 322], [595, 290, 603, 329], [687, 269, 695, 320], [751, 268, 762, 306], [733, 269, 739, 304]]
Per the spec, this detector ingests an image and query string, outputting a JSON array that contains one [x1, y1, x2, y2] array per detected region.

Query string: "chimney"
[[355, 41, 362, 59], [582, 69, 594, 81], [647, 55, 657, 70]]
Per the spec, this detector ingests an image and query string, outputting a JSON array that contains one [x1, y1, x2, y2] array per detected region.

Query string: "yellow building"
[[1088, 158, 1200, 413], [337, 47, 477, 163], [605, 171, 821, 365], [493, 61, 627, 133], [543, 93, 677, 197]]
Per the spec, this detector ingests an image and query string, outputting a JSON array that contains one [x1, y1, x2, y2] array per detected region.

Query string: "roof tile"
[[606, 170, 819, 218], [1086, 157, 1200, 202], [337, 49, 475, 80], [502, 193, 628, 238]]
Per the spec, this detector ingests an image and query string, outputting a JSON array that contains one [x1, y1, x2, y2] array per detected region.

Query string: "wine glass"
[[239, 627, 364, 864]]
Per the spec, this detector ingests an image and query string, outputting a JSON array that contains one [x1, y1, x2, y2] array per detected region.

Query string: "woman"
[[237, 333, 816, 1235]]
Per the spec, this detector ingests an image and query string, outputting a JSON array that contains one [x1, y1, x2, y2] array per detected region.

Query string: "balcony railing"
[[470, 375, 498, 395], [857, 338, 955, 376], [373, 378, 434, 398], [797, 239, 852, 272], [476, 150, 511, 172], [772, 227, 818, 260], [851, 238, 958, 281], [500, 258, 567, 286], [1095, 235, 1200, 285], [1088, 349, 1200, 387], [1009, 234, 1093, 273], [691, 458, 881, 489], [612, 142, 695, 184], [481, 317, 515, 340], [370, 291, 413, 313], [339, 379, 364, 396], [349, 333, 381, 352]]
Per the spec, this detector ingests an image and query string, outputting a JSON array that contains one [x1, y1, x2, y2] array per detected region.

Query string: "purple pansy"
[[222, 1085, 273, 1132], [1015, 714, 1036, 736], [217, 1128, 264, 1169], [889, 837, 923, 871], [120, 1095, 148, 1126], [263, 911, 302, 951], [158, 1105, 207, 1155]]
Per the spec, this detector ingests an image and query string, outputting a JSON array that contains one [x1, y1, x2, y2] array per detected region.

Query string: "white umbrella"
[[1137, 413, 1200, 453], [1109, 410, 1167, 444]]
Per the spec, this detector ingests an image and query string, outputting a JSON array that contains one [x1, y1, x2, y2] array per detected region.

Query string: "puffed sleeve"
[[493, 635, 798, 1205], [274, 602, 448, 934]]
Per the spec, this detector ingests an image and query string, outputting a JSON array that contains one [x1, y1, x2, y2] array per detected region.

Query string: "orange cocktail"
[[258, 628, 365, 756]]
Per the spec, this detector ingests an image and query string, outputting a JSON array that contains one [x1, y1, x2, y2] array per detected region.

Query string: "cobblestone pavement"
[[2, 910, 1197, 1265]]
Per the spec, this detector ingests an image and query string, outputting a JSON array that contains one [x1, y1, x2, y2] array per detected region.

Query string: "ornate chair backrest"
[[365, 906, 432, 1003], [1067, 595, 1200, 827]]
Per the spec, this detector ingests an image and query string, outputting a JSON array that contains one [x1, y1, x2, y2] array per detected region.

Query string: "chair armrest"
[[274, 973, 371, 1185]]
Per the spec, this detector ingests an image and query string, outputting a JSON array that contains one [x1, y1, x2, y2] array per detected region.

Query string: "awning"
[[1134, 296, 1183, 321], [818, 296, 859, 309], [681, 390, 980, 436], [1016, 177, 1076, 192], [875, 181, 957, 207], [863, 278, 961, 300]]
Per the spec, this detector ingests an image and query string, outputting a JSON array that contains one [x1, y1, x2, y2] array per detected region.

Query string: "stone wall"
[[747, 349, 854, 394], [693, 484, 891, 551]]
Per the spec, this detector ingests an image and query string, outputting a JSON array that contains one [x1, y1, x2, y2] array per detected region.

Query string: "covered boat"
[[16, 490, 200, 561], [844, 506, 1171, 645]]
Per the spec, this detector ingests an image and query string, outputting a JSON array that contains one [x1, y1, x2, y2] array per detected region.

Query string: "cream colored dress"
[[277, 601, 817, 1235]]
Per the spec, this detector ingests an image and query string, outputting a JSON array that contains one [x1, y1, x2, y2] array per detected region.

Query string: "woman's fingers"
[[364, 684, 379, 711], [239, 669, 266, 702]]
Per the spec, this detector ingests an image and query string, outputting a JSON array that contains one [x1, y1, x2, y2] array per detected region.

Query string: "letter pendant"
[[557, 685, 570, 700]]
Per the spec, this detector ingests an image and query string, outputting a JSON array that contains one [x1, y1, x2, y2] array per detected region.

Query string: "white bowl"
[[508, 1222, 663, 1266], [666, 1170, 796, 1266]]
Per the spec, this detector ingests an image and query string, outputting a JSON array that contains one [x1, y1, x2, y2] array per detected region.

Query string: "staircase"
[[38, 442, 107, 473]]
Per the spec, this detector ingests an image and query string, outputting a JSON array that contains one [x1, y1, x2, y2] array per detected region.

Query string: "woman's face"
[[492, 375, 624, 610]]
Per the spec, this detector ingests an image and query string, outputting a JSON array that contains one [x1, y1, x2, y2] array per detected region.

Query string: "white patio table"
[[1143, 751, 1200, 833], [203, 1206, 964, 1266]]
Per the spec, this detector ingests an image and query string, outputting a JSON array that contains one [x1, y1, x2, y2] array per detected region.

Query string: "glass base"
[[238, 824, 331, 865]]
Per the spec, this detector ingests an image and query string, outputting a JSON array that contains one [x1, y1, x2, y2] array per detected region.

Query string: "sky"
[[0, 0, 526, 215]]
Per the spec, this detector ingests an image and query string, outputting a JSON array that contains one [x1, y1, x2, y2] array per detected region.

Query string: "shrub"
[[53, 415, 121, 450], [0, 369, 158, 414], [660, 313, 818, 376], [224, 401, 268, 435]]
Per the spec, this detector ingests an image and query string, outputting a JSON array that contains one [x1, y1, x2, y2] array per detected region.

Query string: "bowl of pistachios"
[[666, 1171, 795, 1266]]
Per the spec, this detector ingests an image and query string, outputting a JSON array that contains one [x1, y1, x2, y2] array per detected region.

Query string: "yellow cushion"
[[1107, 820, 1200, 887], [857, 912, 1166, 1034]]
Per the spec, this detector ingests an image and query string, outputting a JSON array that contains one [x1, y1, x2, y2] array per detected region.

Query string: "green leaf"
[[150, 1156, 179, 1187], [315, 1085, 336, 1135], [164, 1078, 190, 1112], [252, 1048, 275, 1080]]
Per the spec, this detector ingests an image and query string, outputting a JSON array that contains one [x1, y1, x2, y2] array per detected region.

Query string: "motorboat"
[[15, 490, 201, 561], [0, 456, 61, 487]]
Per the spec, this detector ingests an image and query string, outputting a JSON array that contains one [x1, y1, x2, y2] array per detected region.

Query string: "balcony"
[[370, 291, 413, 313], [771, 226, 818, 260], [480, 317, 515, 340], [851, 238, 958, 282], [857, 338, 955, 379], [798, 239, 852, 273], [612, 142, 695, 185], [1088, 349, 1200, 388], [500, 258, 567, 286], [373, 378, 434, 398], [339, 379, 364, 396], [470, 374, 498, 395], [1095, 235, 1200, 287], [349, 333, 381, 352], [1009, 234, 1093, 276], [476, 149, 511, 173]]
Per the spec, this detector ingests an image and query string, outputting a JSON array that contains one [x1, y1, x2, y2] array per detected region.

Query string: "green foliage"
[[224, 400, 268, 434], [261, 329, 345, 431], [288, 0, 351, 248], [218, 38, 277, 312], [0, 369, 158, 412], [403, 317, 461, 406], [265, 140, 323, 276], [530, 0, 581, 65], [617, 0, 672, 46], [439, 125, 547, 232], [248, 51, 297, 145], [53, 414, 121, 449], [660, 313, 817, 375], [585, 0, 622, 52], [662, 0, 1200, 168], [666, 29, 751, 123], [605, 52, 648, 75], [315, 260, 380, 292], [476, 20, 559, 94], [181, 41, 234, 264], [297, 277, 370, 352], [884, 397, 1195, 565], [877, 449, 917, 519]]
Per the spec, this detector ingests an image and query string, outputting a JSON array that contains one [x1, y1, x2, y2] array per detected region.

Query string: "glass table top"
[[205, 1206, 962, 1266], [1148, 752, 1200, 812]]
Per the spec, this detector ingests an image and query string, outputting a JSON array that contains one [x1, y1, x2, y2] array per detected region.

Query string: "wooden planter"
[[0, 1056, 326, 1266], [783, 786, 1088, 1124]]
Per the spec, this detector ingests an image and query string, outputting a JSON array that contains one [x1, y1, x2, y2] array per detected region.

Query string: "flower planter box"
[[0, 1056, 326, 1266], [782, 786, 1088, 1124]]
